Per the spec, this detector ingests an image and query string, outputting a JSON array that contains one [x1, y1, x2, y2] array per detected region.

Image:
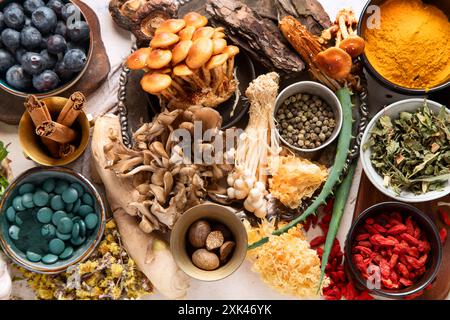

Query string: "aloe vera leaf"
[[317, 163, 356, 292], [248, 87, 354, 250]]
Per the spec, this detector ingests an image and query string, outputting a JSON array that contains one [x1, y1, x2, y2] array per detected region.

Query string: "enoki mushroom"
[[226, 72, 281, 218]]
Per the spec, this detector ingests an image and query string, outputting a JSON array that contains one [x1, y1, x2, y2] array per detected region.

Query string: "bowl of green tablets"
[[0, 166, 106, 274]]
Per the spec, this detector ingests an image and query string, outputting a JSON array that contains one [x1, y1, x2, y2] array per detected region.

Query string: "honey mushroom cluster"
[[126, 12, 240, 110]]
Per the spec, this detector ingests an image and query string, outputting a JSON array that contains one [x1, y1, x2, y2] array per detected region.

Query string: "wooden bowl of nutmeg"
[[170, 203, 247, 281]]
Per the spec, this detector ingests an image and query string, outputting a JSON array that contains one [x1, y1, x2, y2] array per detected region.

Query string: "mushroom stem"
[[170, 81, 187, 97], [339, 15, 350, 39], [212, 66, 225, 93], [201, 66, 211, 85], [227, 58, 235, 80]]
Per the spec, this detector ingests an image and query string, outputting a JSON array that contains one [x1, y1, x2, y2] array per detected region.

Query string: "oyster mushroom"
[[150, 32, 179, 48], [127, 47, 152, 70], [171, 40, 193, 66], [315, 47, 352, 80], [183, 12, 208, 28], [155, 18, 186, 34], [147, 49, 172, 69]]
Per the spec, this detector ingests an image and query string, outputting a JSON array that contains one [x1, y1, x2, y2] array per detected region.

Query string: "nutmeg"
[[188, 220, 211, 248], [219, 241, 236, 262], [192, 249, 220, 271], [206, 230, 224, 251]]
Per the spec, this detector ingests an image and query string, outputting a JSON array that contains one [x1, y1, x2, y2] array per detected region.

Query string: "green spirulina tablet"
[[72, 199, 81, 213], [51, 210, 67, 225], [42, 254, 58, 264], [70, 183, 84, 197], [54, 180, 69, 195], [62, 187, 78, 204], [78, 205, 93, 217], [57, 217, 73, 234], [21, 193, 35, 208], [41, 224, 57, 239], [26, 251, 42, 262], [33, 190, 49, 207], [8, 225, 20, 240], [56, 231, 72, 241], [37, 207, 53, 224], [81, 193, 93, 206], [84, 213, 98, 230], [65, 202, 74, 212], [71, 236, 86, 246], [49, 238, 65, 255], [50, 195, 65, 211], [77, 220, 86, 238], [5, 207, 16, 223], [12, 196, 25, 211], [71, 222, 80, 239], [59, 246, 74, 260], [42, 179, 56, 193], [19, 183, 35, 195], [15, 214, 23, 225]]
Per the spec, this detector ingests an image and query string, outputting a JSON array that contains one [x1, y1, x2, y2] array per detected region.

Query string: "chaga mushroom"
[[109, 0, 179, 46]]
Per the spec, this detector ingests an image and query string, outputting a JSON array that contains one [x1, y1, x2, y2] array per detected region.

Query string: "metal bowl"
[[0, 167, 106, 274], [357, 0, 450, 95], [345, 202, 442, 299], [0, 0, 93, 98], [274, 81, 343, 153]]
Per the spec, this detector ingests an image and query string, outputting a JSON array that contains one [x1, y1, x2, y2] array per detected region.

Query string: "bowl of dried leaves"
[[361, 99, 450, 202]]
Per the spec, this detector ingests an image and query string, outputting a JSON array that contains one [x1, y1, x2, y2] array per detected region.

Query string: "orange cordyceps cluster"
[[127, 12, 240, 110]]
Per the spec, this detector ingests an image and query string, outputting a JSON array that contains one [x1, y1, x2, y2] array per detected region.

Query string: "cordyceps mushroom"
[[315, 47, 352, 80]]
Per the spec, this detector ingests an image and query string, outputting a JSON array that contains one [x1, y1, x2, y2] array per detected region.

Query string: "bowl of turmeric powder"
[[358, 0, 450, 94]]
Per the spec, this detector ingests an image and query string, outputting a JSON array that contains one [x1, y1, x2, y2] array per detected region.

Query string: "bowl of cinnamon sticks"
[[18, 92, 90, 166]]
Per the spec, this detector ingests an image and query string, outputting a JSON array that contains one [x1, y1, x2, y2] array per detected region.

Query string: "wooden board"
[[354, 172, 450, 300], [0, 0, 110, 125]]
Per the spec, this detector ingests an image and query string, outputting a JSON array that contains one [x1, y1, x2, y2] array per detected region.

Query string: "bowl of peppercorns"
[[274, 81, 343, 152], [0, 0, 92, 97]]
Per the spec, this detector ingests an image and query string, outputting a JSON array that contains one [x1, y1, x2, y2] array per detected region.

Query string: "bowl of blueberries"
[[0, 0, 92, 97], [0, 166, 106, 273]]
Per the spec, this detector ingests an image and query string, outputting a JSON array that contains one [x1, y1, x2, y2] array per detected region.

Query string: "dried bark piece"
[[206, 0, 304, 74], [206, 230, 224, 251], [219, 241, 235, 262]]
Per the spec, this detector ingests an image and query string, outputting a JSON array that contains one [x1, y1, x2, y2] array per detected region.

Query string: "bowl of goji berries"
[[345, 202, 443, 299]]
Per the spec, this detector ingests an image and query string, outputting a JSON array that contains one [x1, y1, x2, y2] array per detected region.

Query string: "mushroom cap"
[[147, 49, 173, 69], [223, 45, 240, 58], [172, 40, 193, 65], [126, 48, 152, 70], [192, 27, 215, 40], [173, 63, 194, 77], [206, 53, 229, 70], [215, 27, 225, 33], [178, 26, 196, 41], [212, 38, 228, 55], [141, 73, 172, 94], [155, 19, 186, 34], [190, 106, 222, 131], [183, 12, 208, 29], [315, 47, 352, 80], [339, 35, 365, 58], [212, 31, 226, 39], [150, 32, 180, 48], [151, 67, 172, 74], [186, 37, 214, 69]]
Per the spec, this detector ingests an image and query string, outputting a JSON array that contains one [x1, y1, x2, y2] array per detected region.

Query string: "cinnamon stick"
[[57, 91, 85, 127], [59, 144, 76, 158], [35, 121, 78, 144]]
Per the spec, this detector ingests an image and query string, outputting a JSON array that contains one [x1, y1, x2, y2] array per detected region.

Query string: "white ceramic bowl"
[[360, 98, 450, 203]]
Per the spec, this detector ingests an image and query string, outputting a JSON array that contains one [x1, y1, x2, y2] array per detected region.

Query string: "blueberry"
[[6, 65, 32, 90], [32, 7, 57, 34], [54, 60, 73, 81], [0, 12, 5, 32], [61, 3, 77, 22], [3, 3, 24, 12], [62, 49, 86, 72], [22, 52, 46, 75], [20, 26, 42, 50], [40, 49, 57, 69], [54, 20, 66, 37], [32, 69, 59, 91], [47, 0, 65, 18], [66, 41, 85, 51], [3, 6, 25, 30], [46, 34, 66, 54], [1, 28, 20, 51], [0, 49, 15, 73], [67, 20, 89, 43], [24, 0, 46, 15], [15, 48, 27, 64]]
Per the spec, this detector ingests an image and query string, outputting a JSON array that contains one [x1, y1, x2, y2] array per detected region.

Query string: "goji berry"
[[373, 224, 387, 233], [303, 218, 311, 232], [413, 226, 421, 239], [316, 247, 324, 259], [438, 208, 450, 226], [310, 235, 326, 248], [311, 214, 319, 226], [365, 217, 374, 225], [323, 198, 334, 214], [357, 241, 372, 248], [404, 290, 423, 300], [344, 282, 358, 300], [439, 228, 447, 245], [405, 216, 415, 236], [391, 211, 403, 223], [355, 291, 374, 300], [356, 233, 370, 241], [400, 233, 421, 247], [321, 213, 332, 225], [396, 262, 409, 279], [386, 224, 407, 235], [370, 234, 398, 246], [389, 253, 399, 268], [399, 278, 413, 287], [379, 259, 391, 278]]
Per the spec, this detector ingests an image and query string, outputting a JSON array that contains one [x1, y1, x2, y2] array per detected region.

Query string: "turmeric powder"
[[364, 0, 450, 89]]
